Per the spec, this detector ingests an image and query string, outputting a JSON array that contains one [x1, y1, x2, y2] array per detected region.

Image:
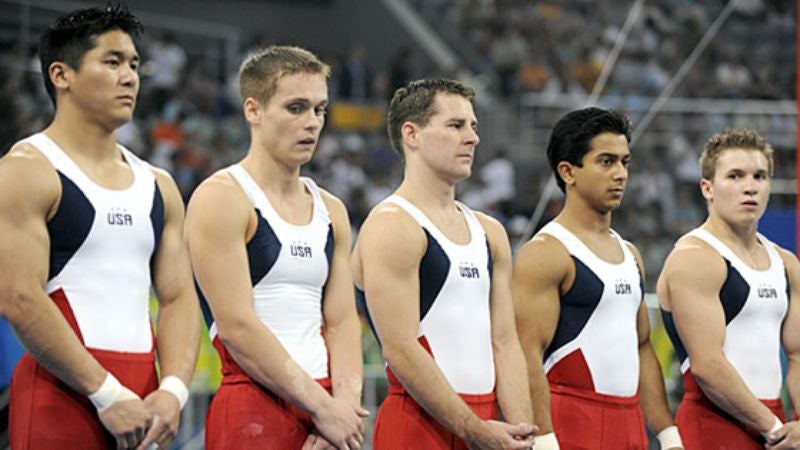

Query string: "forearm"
[[694, 359, 777, 431], [387, 342, 484, 440], [325, 313, 363, 405], [494, 340, 533, 424], [785, 358, 800, 418], [155, 291, 201, 385], [638, 343, 675, 433], [527, 355, 555, 434], [221, 321, 332, 415], [6, 290, 106, 394]]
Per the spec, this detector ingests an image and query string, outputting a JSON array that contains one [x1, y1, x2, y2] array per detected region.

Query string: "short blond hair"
[[238, 45, 330, 104], [699, 129, 774, 180]]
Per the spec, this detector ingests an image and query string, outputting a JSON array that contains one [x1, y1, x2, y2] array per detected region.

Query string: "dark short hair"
[[545, 107, 632, 192], [386, 78, 475, 156], [39, 4, 144, 106]]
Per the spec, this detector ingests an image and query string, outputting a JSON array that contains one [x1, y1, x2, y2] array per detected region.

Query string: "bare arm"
[[320, 191, 363, 407], [627, 244, 675, 437], [478, 213, 533, 428], [186, 174, 363, 448], [0, 145, 151, 447], [511, 235, 567, 436], [662, 243, 777, 431], [138, 170, 203, 449]]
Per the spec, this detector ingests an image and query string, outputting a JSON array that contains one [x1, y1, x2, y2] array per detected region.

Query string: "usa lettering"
[[758, 287, 778, 299], [615, 283, 632, 295], [290, 245, 312, 258], [459, 266, 480, 279], [107, 212, 133, 226]]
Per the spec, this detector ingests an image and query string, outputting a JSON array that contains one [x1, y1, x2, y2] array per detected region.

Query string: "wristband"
[[656, 425, 683, 449], [762, 416, 783, 443], [159, 375, 189, 410], [534, 432, 560, 449], [88, 372, 138, 411]]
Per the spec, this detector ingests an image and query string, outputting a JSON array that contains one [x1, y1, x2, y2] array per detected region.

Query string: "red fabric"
[[206, 336, 332, 450], [9, 349, 157, 450], [373, 386, 497, 450], [550, 383, 647, 450], [677, 371, 786, 450], [546, 348, 596, 391]]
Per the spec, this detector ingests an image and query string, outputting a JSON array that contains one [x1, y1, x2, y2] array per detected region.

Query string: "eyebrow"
[[104, 50, 140, 62]]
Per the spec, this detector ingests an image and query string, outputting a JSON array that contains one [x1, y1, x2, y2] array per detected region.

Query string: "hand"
[[301, 432, 338, 450], [466, 420, 536, 450], [97, 397, 152, 449], [311, 396, 369, 450], [135, 390, 182, 450], [766, 421, 800, 450]]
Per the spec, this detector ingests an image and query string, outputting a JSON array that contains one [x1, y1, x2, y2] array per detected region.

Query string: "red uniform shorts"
[[676, 372, 786, 450], [550, 383, 647, 450]]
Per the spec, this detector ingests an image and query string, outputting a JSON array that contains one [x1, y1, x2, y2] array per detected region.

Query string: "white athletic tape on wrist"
[[159, 375, 189, 410], [533, 432, 559, 450], [88, 372, 139, 411], [656, 425, 683, 449], [762, 416, 783, 443]]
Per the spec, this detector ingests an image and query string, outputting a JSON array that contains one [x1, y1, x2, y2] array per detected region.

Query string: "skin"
[[658, 148, 800, 449], [0, 30, 201, 450], [352, 92, 536, 450], [513, 132, 679, 448], [186, 71, 366, 450]]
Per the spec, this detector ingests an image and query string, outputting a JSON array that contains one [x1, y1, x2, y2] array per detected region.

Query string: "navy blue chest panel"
[[662, 258, 753, 366], [544, 256, 604, 360], [47, 172, 165, 281], [48, 172, 95, 280], [245, 208, 334, 286]]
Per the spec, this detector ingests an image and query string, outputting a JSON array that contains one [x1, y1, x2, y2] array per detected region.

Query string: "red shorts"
[[550, 384, 647, 450], [9, 348, 157, 450], [676, 372, 786, 450], [373, 368, 497, 450], [205, 337, 332, 450]]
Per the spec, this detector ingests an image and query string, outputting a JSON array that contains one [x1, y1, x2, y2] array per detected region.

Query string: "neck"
[[555, 193, 613, 236], [240, 147, 303, 196], [44, 107, 120, 161], [395, 165, 458, 212], [703, 214, 760, 250]]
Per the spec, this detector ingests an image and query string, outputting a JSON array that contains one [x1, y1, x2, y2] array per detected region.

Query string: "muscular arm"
[[186, 175, 363, 447], [355, 207, 531, 449], [628, 244, 675, 436], [663, 244, 777, 432], [0, 146, 150, 448], [780, 249, 800, 419], [320, 192, 363, 407], [511, 235, 567, 435], [478, 214, 533, 426], [139, 170, 202, 449]]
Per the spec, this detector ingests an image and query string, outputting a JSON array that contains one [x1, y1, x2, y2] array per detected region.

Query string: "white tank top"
[[680, 228, 788, 398], [381, 195, 495, 394], [22, 133, 161, 353], [210, 164, 331, 378], [537, 221, 642, 397]]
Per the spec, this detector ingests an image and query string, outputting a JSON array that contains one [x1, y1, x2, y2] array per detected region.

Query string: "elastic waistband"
[[87, 347, 155, 363], [550, 383, 640, 407]]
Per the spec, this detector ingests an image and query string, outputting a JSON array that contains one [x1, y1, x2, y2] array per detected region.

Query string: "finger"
[[301, 433, 317, 450], [138, 415, 161, 450], [356, 407, 370, 417]]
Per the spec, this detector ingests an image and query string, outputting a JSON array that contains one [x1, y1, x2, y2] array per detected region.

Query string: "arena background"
[[0, 0, 796, 448]]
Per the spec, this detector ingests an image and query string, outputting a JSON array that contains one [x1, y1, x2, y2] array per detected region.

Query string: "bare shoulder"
[[356, 202, 426, 259], [662, 235, 726, 284], [317, 186, 350, 224], [187, 169, 251, 227], [514, 232, 571, 281], [0, 142, 60, 209], [775, 245, 800, 277], [473, 211, 510, 248]]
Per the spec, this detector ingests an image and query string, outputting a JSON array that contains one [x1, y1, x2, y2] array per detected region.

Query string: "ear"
[[400, 121, 419, 153], [243, 97, 262, 125], [49, 62, 71, 92], [557, 161, 576, 188], [700, 178, 713, 202]]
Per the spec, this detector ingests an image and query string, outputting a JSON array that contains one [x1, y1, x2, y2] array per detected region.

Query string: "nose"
[[120, 63, 138, 88], [743, 175, 759, 194], [613, 161, 628, 181], [465, 127, 479, 147], [304, 109, 323, 131]]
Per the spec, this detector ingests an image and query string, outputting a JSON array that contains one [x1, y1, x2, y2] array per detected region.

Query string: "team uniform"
[[662, 228, 789, 450], [9, 133, 164, 449], [537, 222, 647, 450], [362, 195, 497, 450], [204, 164, 334, 449]]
